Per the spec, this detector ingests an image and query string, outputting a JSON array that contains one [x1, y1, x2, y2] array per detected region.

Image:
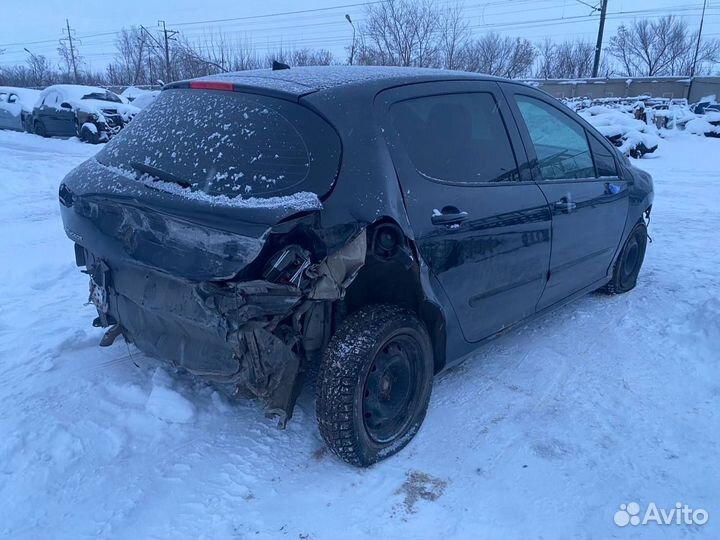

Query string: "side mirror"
[[60, 102, 72, 110], [7, 95, 18, 104]]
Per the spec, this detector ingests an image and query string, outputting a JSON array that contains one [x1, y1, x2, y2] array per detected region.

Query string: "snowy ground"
[[0, 129, 718, 539]]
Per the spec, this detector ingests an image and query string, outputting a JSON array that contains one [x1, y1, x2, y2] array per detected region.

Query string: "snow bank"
[[145, 369, 196, 424], [685, 118, 720, 136], [578, 106, 660, 157]]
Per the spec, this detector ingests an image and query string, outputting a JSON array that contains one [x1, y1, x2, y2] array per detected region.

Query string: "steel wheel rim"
[[621, 232, 642, 283], [362, 333, 423, 444]]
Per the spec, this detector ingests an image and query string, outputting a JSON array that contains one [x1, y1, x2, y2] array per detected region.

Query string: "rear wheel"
[[80, 124, 100, 144], [316, 304, 433, 467], [34, 121, 48, 138], [604, 222, 648, 294]]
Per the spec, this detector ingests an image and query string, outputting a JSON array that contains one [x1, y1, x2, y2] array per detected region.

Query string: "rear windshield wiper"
[[130, 161, 192, 188]]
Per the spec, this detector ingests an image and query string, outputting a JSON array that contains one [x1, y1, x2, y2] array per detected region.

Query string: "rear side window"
[[391, 93, 520, 184], [589, 135, 618, 177], [515, 95, 595, 181], [96, 89, 340, 198], [43, 92, 59, 107]]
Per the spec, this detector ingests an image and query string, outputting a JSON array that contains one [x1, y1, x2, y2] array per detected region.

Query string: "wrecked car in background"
[[120, 85, 160, 110], [0, 86, 40, 132], [59, 66, 653, 467], [33, 85, 139, 143]]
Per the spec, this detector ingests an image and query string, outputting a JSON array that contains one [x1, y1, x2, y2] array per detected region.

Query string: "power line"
[[2, 0, 713, 52], [0, 2, 717, 68], [168, 1, 383, 27]]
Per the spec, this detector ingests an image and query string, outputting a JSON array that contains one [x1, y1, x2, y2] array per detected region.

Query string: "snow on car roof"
[[0, 86, 41, 107], [40, 84, 121, 101], [182, 65, 500, 96]]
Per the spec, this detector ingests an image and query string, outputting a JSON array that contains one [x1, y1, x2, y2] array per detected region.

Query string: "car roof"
[[170, 65, 506, 98], [40, 84, 115, 97]]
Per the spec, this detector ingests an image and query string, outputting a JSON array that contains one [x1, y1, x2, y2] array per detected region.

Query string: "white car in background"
[[0, 87, 41, 132], [32, 85, 139, 143], [120, 86, 160, 110]]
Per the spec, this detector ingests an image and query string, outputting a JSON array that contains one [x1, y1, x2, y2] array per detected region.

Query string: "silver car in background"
[[0, 87, 41, 132]]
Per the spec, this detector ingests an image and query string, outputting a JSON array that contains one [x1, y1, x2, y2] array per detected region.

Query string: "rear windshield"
[[96, 88, 340, 198], [82, 91, 122, 103]]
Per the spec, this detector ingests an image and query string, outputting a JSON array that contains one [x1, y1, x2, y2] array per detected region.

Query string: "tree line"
[[1, 0, 718, 88]]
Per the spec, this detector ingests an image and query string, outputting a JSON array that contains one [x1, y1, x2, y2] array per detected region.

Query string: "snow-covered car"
[[691, 100, 720, 115], [32, 85, 139, 143], [120, 86, 160, 110], [59, 66, 654, 467], [578, 105, 659, 158], [685, 113, 720, 138], [127, 91, 159, 110], [0, 86, 41, 132]]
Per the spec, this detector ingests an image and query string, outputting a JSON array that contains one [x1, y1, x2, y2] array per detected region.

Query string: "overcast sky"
[[1, 0, 718, 70]]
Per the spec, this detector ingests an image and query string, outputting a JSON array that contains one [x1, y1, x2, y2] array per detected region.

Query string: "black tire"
[[604, 221, 648, 294], [80, 124, 100, 144], [316, 304, 433, 467], [34, 121, 48, 138]]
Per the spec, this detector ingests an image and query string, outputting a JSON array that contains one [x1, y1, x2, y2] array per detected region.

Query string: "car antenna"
[[272, 60, 291, 71]]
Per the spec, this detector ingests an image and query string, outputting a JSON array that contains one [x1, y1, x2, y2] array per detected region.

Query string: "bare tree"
[[535, 38, 598, 78], [108, 28, 147, 85], [285, 48, 334, 66], [26, 53, 54, 87], [460, 33, 535, 78], [357, 0, 441, 67], [230, 36, 262, 71], [609, 16, 720, 76], [57, 39, 82, 82], [438, 2, 469, 70]]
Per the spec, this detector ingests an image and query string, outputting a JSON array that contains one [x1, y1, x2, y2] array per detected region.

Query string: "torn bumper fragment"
[[84, 231, 367, 426]]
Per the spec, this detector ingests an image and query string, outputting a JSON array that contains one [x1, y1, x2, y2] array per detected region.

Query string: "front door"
[[378, 81, 552, 343], [502, 86, 629, 310]]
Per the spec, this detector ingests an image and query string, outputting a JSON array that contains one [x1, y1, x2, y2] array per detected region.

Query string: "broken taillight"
[[263, 245, 311, 288]]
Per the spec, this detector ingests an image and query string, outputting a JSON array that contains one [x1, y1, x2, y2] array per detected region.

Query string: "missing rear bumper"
[[83, 231, 367, 426]]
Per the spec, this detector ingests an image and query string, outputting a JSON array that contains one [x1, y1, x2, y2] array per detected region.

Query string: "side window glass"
[[391, 92, 520, 184], [589, 135, 618, 177], [515, 95, 595, 181]]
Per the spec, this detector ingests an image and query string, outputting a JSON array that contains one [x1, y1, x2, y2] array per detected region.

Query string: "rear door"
[[502, 85, 629, 310], [378, 81, 552, 343]]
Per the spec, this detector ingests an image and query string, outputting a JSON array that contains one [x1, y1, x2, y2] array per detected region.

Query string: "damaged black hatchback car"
[[59, 66, 653, 467]]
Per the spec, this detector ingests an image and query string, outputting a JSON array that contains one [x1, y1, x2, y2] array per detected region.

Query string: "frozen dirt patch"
[[0, 130, 718, 539]]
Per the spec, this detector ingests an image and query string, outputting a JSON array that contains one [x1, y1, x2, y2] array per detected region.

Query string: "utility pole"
[[159, 20, 178, 83], [690, 0, 708, 77], [140, 25, 170, 85], [63, 19, 79, 83], [591, 0, 608, 78]]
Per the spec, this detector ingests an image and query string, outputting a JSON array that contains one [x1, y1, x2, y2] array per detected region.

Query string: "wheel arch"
[[342, 217, 448, 373]]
